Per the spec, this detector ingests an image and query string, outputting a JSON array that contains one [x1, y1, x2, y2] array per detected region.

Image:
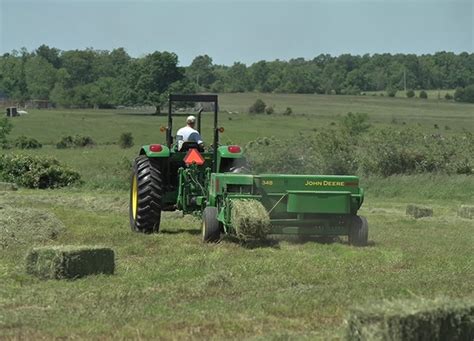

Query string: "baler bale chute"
[[129, 94, 368, 246]]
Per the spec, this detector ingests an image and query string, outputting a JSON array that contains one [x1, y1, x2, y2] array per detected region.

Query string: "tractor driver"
[[176, 115, 204, 151]]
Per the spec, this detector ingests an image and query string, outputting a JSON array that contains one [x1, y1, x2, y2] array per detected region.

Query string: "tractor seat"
[[178, 141, 204, 152]]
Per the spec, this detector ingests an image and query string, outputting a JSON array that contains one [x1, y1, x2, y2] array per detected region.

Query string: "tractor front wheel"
[[348, 215, 368, 246], [129, 155, 163, 234], [202, 207, 221, 243]]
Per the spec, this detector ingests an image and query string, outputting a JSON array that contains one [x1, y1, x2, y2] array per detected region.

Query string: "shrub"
[[341, 112, 371, 136], [14, 136, 42, 149], [57, 135, 95, 149], [265, 106, 274, 115], [358, 128, 473, 176], [245, 131, 358, 175], [244, 128, 473, 177], [387, 88, 397, 97], [445, 93, 453, 100], [283, 107, 293, 115], [249, 99, 266, 114], [419, 90, 428, 99], [454, 85, 474, 103], [119, 132, 134, 149], [406, 89, 415, 98], [0, 154, 81, 188]]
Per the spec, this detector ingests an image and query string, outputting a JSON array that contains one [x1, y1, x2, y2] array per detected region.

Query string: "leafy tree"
[[406, 89, 415, 98], [60, 49, 97, 86], [134, 51, 184, 114], [50, 68, 73, 107], [419, 90, 428, 99], [187, 55, 214, 89], [35, 44, 61, 68], [228, 62, 250, 92], [24, 56, 57, 99]]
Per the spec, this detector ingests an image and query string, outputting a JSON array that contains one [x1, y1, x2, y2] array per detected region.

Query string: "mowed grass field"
[[1, 93, 474, 339]]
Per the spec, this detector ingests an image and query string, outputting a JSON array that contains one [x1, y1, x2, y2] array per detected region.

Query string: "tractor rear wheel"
[[202, 207, 221, 243], [348, 215, 368, 246], [129, 155, 163, 234]]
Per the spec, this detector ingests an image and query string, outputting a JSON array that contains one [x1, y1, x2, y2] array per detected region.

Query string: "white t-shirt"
[[176, 126, 203, 145]]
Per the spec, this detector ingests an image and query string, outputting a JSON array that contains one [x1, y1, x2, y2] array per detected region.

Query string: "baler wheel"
[[129, 155, 163, 234], [348, 215, 368, 247], [202, 207, 221, 243]]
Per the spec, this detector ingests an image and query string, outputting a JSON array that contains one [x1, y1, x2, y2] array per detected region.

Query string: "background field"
[[1, 93, 473, 339]]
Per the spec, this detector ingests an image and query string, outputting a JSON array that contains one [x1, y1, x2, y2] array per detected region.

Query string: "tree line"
[[1, 45, 473, 109]]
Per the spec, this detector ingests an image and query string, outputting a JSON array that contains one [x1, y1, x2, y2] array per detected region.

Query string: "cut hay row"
[[346, 297, 474, 340], [458, 205, 474, 220], [406, 204, 433, 219], [0, 207, 64, 249], [230, 199, 270, 241], [0, 182, 17, 191], [26, 245, 115, 279]]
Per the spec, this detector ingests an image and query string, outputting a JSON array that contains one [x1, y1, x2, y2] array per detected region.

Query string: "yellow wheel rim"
[[132, 175, 138, 220]]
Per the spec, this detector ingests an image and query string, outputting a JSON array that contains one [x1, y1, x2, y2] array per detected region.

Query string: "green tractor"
[[130, 94, 368, 245]]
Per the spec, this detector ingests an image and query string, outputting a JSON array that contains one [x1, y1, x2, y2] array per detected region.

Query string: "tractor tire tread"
[[130, 155, 163, 234]]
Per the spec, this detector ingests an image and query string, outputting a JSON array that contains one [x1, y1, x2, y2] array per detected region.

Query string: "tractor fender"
[[217, 146, 244, 159], [140, 144, 171, 158]]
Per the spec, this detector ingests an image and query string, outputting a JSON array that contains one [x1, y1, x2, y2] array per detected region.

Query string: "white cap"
[[187, 115, 196, 123]]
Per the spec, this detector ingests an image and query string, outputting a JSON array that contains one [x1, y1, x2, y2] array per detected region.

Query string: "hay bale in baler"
[[346, 297, 474, 340], [26, 245, 115, 279], [406, 204, 433, 219], [230, 199, 270, 241], [458, 205, 474, 220]]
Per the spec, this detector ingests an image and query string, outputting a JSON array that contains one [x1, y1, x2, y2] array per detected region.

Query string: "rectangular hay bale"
[[458, 205, 474, 220], [346, 297, 474, 341], [26, 245, 115, 279], [230, 199, 271, 241], [406, 204, 433, 219]]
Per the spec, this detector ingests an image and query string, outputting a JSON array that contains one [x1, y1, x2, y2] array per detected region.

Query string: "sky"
[[0, 0, 472, 66]]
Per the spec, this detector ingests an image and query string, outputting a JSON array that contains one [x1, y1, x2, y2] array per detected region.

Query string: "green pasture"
[[1, 93, 473, 339]]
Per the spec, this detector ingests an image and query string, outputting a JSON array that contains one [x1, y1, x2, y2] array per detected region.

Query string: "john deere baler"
[[202, 173, 368, 246]]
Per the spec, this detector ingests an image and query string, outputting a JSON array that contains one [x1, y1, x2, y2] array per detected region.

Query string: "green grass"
[[0, 93, 473, 338], [1, 184, 473, 339]]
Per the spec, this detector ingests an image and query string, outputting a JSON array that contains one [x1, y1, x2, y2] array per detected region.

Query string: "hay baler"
[[129, 94, 368, 246]]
